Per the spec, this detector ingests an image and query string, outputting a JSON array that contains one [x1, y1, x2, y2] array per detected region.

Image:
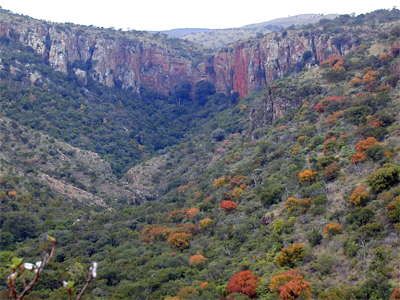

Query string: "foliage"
[[297, 170, 318, 183], [348, 186, 370, 206], [199, 218, 214, 229], [306, 228, 323, 246], [275, 244, 305, 267], [323, 223, 343, 236], [367, 164, 400, 192], [258, 184, 285, 206], [188, 254, 207, 266], [166, 232, 192, 250], [219, 200, 238, 212], [227, 270, 259, 297], [269, 269, 311, 300], [284, 197, 311, 213], [386, 196, 400, 223]]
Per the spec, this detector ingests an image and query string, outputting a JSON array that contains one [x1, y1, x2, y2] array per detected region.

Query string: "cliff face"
[[0, 12, 364, 98], [0, 15, 201, 94], [208, 31, 357, 97]]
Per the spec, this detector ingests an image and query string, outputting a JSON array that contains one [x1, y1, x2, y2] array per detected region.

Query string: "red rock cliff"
[[207, 30, 360, 97]]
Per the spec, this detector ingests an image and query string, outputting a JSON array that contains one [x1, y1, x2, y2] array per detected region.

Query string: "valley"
[[0, 7, 400, 300]]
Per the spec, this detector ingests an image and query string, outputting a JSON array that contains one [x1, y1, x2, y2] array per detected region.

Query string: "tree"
[[7, 236, 56, 300], [386, 196, 400, 223], [355, 137, 380, 152], [188, 254, 207, 266], [166, 232, 192, 250], [297, 170, 317, 183], [259, 184, 285, 207], [227, 270, 259, 297], [194, 80, 216, 106], [348, 186, 370, 206], [323, 223, 343, 236], [275, 244, 305, 267], [367, 164, 400, 192], [5, 236, 97, 300], [269, 269, 311, 300], [219, 200, 238, 212]]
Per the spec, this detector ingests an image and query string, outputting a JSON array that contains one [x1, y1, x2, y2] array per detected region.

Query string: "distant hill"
[[154, 13, 339, 49], [243, 13, 339, 29], [150, 27, 212, 38]]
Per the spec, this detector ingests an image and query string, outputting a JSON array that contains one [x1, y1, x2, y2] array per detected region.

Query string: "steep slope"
[[1, 8, 400, 300], [2, 10, 400, 299], [0, 33, 236, 174]]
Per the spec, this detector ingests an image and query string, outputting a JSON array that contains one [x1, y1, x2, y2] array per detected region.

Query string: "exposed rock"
[[0, 12, 391, 99], [0, 116, 153, 206], [126, 155, 168, 201], [37, 173, 108, 207]]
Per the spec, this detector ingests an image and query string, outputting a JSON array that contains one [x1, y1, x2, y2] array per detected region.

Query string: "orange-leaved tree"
[[269, 269, 311, 300], [220, 200, 238, 212], [323, 223, 343, 236], [275, 243, 305, 267], [348, 186, 369, 206], [355, 137, 380, 152], [188, 254, 207, 266], [186, 207, 200, 219], [285, 197, 311, 213], [166, 232, 192, 250], [297, 170, 317, 183], [227, 270, 259, 297]]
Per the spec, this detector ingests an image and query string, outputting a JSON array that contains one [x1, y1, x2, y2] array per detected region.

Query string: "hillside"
[[157, 14, 338, 49], [1, 7, 400, 300]]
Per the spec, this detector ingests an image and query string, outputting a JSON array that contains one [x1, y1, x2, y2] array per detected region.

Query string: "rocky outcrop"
[[0, 12, 378, 98], [207, 30, 358, 97], [0, 13, 201, 94]]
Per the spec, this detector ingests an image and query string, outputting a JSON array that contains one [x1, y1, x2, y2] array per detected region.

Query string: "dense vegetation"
[[0, 36, 234, 174], [1, 8, 400, 300]]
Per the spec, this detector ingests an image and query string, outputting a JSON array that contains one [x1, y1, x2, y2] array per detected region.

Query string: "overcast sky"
[[0, 0, 398, 31]]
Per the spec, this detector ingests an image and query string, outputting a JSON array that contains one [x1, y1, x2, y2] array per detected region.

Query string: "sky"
[[0, 0, 398, 31]]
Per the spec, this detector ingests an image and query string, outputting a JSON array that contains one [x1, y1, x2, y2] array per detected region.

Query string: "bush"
[[284, 197, 311, 213], [367, 164, 400, 193], [166, 232, 192, 250], [269, 269, 311, 300], [219, 200, 238, 212], [275, 243, 305, 267], [324, 162, 340, 181], [346, 208, 375, 226], [306, 228, 323, 246], [227, 270, 259, 297], [188, 254, 207, 266], [348, 186, 370, 206], [355, 137, 380, 152], [386, 196, 400, 223], [199, 218, 214, 229], [343, 106, 372, 125], [259, 184, 285, 207], [312, 254, 336, 275], [365, 145, 385, 161], [297, 170, 318, 183], [323, 223, 343, 236]]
